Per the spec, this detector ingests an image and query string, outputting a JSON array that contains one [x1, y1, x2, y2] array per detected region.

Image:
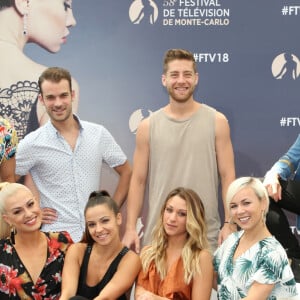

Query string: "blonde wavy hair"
[[140, 187, 209, 284]]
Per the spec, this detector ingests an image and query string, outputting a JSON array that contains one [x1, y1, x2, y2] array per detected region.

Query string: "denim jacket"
[[271, 134, 300, 181], [271, 134, 300, 229]]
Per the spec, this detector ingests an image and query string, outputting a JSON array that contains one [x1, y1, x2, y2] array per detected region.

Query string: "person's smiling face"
[[3, 187, 42, 233], [229, 187, 267, 231]]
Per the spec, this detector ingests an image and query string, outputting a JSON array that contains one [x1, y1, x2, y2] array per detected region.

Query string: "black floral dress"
[[0, 231, 73, 299]]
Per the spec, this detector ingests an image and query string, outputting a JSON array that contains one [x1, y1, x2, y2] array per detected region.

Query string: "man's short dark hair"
[[38, 67, 72, 95]]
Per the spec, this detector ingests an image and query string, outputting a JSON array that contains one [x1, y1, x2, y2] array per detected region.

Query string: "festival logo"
[[129, 108, 153, 134], [271, 53, 300, 80], [129, 0, 159, 24]]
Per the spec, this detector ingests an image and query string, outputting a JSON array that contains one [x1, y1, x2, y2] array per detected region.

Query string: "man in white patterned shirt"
[[16, 67, 132, 242]]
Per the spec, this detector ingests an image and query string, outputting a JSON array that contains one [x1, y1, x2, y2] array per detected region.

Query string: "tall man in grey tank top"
[[123, 49, 236, 253]]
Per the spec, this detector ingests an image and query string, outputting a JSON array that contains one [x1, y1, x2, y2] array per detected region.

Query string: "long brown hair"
[[140, 187, 209, 283]]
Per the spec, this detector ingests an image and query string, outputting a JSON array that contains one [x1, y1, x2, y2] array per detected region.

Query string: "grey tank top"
[[145, 104, 220, 251]]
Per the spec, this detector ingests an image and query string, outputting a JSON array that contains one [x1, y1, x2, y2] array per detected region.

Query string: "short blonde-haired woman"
[[213, 177, 298, 300], [0, 182, 73, 299]]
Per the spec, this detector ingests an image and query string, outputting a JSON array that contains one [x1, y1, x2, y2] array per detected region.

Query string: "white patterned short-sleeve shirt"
[[16, 116, 127, 242], [213, 231, 297, 300]]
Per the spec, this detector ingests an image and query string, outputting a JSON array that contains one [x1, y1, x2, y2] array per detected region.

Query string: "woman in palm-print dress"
[[213, 177, 297, 300]]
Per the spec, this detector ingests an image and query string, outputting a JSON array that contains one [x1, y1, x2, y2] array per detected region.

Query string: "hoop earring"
[[10, 226, 16, 244]]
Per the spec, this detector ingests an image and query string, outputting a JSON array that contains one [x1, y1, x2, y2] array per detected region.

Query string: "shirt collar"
[[46, 114, 84, 135]]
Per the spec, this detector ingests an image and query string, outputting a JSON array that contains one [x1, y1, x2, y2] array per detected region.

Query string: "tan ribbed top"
[[144, 104, 220, 251]]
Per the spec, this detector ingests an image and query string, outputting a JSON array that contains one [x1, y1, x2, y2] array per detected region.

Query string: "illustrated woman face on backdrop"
[[27, 0, 76, 52]]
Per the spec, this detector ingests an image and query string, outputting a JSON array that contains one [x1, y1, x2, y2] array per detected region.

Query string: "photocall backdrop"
[[18, 0, 300, 239]]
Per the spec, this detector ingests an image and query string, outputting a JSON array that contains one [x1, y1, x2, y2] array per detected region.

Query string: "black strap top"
[[76, 244, 129, 300]]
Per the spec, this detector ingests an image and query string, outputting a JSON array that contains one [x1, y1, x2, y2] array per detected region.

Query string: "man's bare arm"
[[122, 118, 150, 253], [215, 112, 236, 244]]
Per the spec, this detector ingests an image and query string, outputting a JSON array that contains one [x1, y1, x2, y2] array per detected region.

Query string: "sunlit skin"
[[85, 204, 122, 246], [229, 187, 267, 232], [163, 195, 187, 238], [28, 0, 76, 53], [39, 79, 75, 125], [3, 188, 42, 233], [162, 59, 199, 104]]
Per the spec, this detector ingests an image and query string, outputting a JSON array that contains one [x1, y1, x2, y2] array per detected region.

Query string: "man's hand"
[[218, 222, 237, 245], [263, 170, 282, 202], [122, 228, 141, 254], [41, 207, 58, 224]]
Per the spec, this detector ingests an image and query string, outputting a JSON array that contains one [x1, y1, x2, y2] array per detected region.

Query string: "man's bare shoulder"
[[137, 117, 150, 133], [215, 110, 232, 139], [215, 110, 229, 122]]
